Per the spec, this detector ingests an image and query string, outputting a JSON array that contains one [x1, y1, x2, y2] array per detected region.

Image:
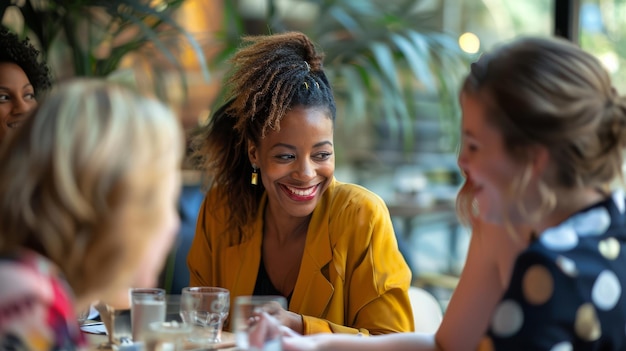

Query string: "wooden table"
[[85, 330, 237, 350], [84, 297, 238, 350]]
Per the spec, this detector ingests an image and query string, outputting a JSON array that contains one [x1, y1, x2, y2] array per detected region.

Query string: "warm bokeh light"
[[597, 51, 620, 74], [459, 32, 480, 54]]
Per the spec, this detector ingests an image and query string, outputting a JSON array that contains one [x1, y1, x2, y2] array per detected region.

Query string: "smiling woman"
[[244, 35, 626, 351], [0, 28, 51, 142], [187, 31, 414, 338]]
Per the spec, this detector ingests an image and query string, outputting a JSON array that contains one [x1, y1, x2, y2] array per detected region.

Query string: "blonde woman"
[[0, 79, 183, 349]]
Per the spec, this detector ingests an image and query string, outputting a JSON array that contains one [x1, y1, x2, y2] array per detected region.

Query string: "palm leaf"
[[207, 0, 471, 153], [390, 32, 435, 90], [6, 0, 210, 101], [110, 0, 209, 81]]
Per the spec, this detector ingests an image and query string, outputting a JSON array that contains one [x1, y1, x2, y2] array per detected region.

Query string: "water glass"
[[233, 295, 287, 351], [144, 320, 193, 351], [180, 286, 230, 344], [130, 288, 166, 342]]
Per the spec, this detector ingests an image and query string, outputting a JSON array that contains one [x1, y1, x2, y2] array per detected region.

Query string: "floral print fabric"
[[0, 250, 86, 350]]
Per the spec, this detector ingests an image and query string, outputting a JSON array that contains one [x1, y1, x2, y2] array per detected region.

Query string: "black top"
[[252, 258, 293, 306], [487, 192, 626, 350]]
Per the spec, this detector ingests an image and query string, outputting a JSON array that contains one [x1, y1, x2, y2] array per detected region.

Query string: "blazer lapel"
[[289, 179, 335, 316]]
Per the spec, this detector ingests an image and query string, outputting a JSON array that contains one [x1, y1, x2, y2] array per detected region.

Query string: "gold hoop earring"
[[251, 165, 259, 185], [536, 180, 557, 219], [513, 165, 533, 220]]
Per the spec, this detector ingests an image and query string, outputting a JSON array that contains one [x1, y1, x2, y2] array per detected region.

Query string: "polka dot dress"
[[480, 192, 626, 350]]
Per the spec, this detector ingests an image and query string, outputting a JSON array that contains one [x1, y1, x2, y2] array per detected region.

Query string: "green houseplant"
[[213, 0, 471, 159], [0, 0, 209, 102]]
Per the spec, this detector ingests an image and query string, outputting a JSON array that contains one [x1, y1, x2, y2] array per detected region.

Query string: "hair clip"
[[303, 81, 309, 90], [314, 81, 320, 89], [304, 61, 310, 72]]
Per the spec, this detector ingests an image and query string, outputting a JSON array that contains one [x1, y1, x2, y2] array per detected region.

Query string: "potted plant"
[[211, 0, 471, 161], [1, 0, 210, 103]]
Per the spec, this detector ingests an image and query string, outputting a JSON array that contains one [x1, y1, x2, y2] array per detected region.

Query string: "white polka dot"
[[613, 190, 625, 214], [549, 341, 573, 351], [592, 270, 622, 311], [540, 224, 579, 251], [598, 237, 621, 260], [555, 255, 578, 277], [491, 300, 524, 337], [572, 208, 611, 237]]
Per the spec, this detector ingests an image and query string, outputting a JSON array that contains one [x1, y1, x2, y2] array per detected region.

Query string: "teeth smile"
[[7, 122, 21, 129], [285, 185, 316, 196]]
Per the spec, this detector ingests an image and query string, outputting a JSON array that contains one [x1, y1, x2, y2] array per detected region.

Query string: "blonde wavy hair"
[[0, 78, 183, 303]]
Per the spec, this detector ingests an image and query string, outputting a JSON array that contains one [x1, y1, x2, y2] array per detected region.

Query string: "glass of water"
[[145, 320, 193, 351], [130, 288, 166, 342], [233, 295, 287, 351], [180, 286, 230, 345]]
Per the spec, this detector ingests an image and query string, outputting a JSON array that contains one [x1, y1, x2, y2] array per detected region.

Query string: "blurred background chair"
[[408, 286, 443, 333]]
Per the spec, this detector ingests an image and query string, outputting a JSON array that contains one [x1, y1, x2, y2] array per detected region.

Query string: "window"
[[579, 0, 626, 92]]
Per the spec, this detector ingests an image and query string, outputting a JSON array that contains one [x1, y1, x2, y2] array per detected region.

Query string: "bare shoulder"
[[434, 221, 526, 350]]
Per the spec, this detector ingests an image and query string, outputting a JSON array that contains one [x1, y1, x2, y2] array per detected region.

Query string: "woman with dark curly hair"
[[187, 31, 413, 337], [0, 27, 52, 142]]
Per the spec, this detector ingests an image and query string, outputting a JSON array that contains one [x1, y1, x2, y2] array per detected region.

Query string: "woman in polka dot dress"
[[457, 35, 626, 351], [245, 35, 626, 351]]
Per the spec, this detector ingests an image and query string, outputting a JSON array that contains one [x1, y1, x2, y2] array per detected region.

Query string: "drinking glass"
[[130, 288, 166, 342], [233, 295, 287, 351], [145, 320, 193, 351], [180, 286, 230, 344]]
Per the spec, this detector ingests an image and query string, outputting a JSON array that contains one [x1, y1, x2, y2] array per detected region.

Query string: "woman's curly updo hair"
[[192, 31, 336, 234], [0, 27, 52, 96], [457, 36, 626, 225]]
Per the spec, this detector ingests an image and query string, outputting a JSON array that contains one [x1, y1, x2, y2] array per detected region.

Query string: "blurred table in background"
[[387, 199, 461, 276], [387, 199, 462, 312]]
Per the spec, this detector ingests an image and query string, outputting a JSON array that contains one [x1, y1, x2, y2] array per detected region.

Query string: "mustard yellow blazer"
[[187, 178, 414, 335]]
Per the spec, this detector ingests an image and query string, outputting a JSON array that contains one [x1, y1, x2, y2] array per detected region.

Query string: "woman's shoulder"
[[0, 251, 60, 301], [0, 251, 59, 325], [517, 194, 626, 284], [0, 251, 85, 350], [198, 185, 232, 220], [328, 179, 387, 210], [203, 185, 228, 204], [320, 180, 392, 235], [530, 191, 626, 258]]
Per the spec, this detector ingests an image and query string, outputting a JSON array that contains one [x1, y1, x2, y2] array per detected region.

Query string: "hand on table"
[[268, 303, 304, 334], [248, 312, 318, 351]]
